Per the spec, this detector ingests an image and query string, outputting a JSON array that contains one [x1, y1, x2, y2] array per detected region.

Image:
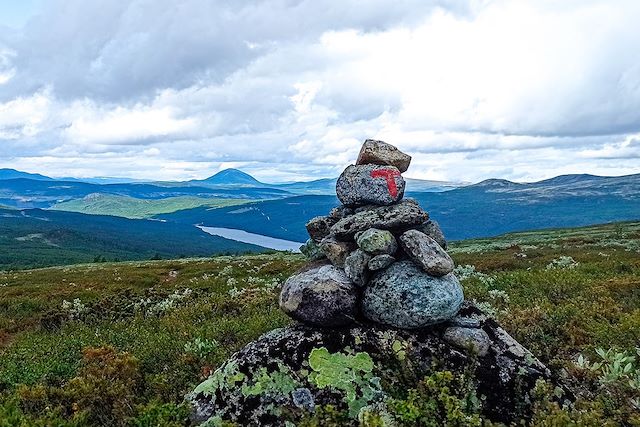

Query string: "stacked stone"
[[280, 139, 464, 329]]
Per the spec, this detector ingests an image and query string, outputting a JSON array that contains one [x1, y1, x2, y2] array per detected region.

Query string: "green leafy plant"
[[386, 371, 482, 426], [392, 340, 407, 362], [576, 347, 640, 387], [184, 337, 219, 360]]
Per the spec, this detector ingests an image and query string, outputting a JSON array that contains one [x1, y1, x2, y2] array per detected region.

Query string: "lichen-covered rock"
[[344, 249, 371, 287], [356, 228, 397, 255], [319, 236, 354, 267], [447, 314, 482, 328], [299, 239, 325, 261], [398, 229, 454, 277], [328, 205, 354, 221], [305, 216, 334, 242], [186, 303, 561, 426], [336, 164, 405, 207], [331, 200, 428, 239], [418, 219, 447, 250], [443, 326, 491, 357], [362, 261, 463, 328], [368, 254, 395, 271], [356, 139, 412, 173], [279, 263, 357, 327]]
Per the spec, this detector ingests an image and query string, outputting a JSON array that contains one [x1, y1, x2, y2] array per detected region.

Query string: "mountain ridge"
[[0, 168, 52, 181], [3, 166, 638, 196], [193, 168, 264, 186]]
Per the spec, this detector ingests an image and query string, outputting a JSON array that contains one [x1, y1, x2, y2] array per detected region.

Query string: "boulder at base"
[[279, 262, 357, 327], [361, 261, 463, 328], [187, 303, 561, 426]]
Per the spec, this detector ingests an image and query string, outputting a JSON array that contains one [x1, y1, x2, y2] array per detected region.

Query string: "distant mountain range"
[[0, 168, 53, 181], [159, 172, 640, 242], [1, 167, 463, 194], [0, 177, 290, 209], [0, 167, 638, 267]]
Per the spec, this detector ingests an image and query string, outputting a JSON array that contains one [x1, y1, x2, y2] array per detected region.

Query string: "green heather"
[[51, 194, 250, 219], [0, 221, 638, 425]]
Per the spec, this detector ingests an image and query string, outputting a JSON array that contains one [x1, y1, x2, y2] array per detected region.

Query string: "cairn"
[[281, 139, 463, 329], [188, 139, 564, 425]]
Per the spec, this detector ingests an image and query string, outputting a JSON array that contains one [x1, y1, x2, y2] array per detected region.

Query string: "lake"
[[198, 226, 304, 252]]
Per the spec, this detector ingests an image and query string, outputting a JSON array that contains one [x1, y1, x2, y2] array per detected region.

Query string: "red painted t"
[[370, 169, 401, 198]]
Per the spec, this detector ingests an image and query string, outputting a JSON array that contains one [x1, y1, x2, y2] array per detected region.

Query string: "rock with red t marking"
[[357, 139, 412, 172], [336, 164, 405, 207]]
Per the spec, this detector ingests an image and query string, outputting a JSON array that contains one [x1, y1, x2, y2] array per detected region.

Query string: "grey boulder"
[[362, 261, 463, 328], [299, 239, 325, 261], [331, 199, 428, 239], [443, 327, 491, 357], [187, 305, 559, 426], [356, 139, 412, 173], [336, 164, 405, 207], [343, 249, 371, 287], [368, 254, 395, 271], [328, 206, 354, 221], [356, 228, 397, 255], [279, 263, 357, 327], [319, 236, 354, 267], [305, 216, 335, 242], [418, 219, 447, 250], [399, 229, 454, 277]]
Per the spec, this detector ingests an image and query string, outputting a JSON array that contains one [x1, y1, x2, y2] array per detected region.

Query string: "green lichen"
[[199, 414, 236, 427], [240, 363, 300, 397], [195, 360, 304, 423], [308, 347, 382, 417], [193, 360, 246, 398], [392, 339, 408, 361]]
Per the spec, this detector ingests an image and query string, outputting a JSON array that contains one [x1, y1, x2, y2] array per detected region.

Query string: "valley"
[[1, 168, 638, 271]]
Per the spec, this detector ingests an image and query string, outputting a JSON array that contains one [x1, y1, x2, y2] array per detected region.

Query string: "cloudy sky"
[[0, 0, 639, 183]]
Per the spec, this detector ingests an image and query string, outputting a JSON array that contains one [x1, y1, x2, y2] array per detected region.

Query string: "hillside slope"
[[0, 208, 265, 269], [0, 221, 637, 424], [51, 194, 249, 219]]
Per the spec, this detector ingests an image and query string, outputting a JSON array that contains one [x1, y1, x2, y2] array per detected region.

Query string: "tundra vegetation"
[[0, 221, 638, 425]]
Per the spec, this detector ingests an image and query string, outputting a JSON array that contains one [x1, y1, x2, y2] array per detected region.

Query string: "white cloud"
[[579, 134, 640, 159], [0, 89, 51, 139], [0, 47, 15, 84], [64, 102, 196, 144], [0, 0, 639, 182]]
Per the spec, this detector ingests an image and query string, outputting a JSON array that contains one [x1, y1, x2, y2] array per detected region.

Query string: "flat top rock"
[[331, 199, 428, 239], [357, 139, 412, 173]]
